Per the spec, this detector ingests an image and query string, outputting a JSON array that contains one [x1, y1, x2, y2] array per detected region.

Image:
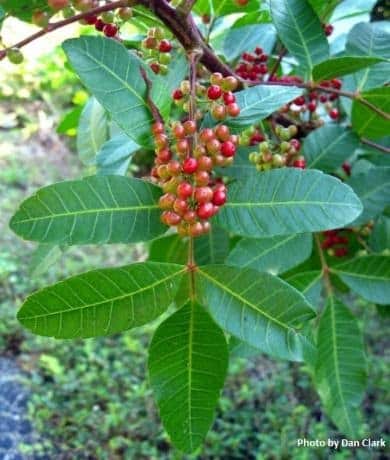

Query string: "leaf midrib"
[[224, 201, 359, 208], [198, 267, 306, 332], [14, 203, 160, 224], [329, 297, 354, 435], [19, 268, 186, 320]]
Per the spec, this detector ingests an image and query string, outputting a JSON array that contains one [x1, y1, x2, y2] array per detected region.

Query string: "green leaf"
[[284, 270, 322, 308], [96, 133, 139, 175], [369, 216, 390, 253], [149, 301, 228, 453], [308, 0, 338, 18], [348, 167, 390, 225], [351, 87, 390, 139], [77, 97, 108, 166], [10, 176, 166, 245], [223, 24, 276, 62], [194, 227, 230, 265], [214, 169, 363, 238], [270, 0, 329, 72], [29, 244, 65, 278], [194, 0, 260, 16], [63, 36, 167, 147], [218, 146, 255, 180], [18, 262, 186, 338], [196, 265, 316, 361], [312, 56, 386, 82], [227, 234, 312, 275], [344, 22, 390, 93], [229, 337, 259, 359], [149, 235, 188, 265], [57, 106, 83, 135], [230, 85, 303, 128], [315, 297, 367, 437], [303, 125, 360, 172], [331, 255, 390, 305], [0, 0, 48, 21]]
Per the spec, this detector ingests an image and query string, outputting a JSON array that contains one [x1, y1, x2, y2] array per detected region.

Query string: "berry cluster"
[[240, 126, 265, 146], [83, 7, 133, 39], [150, 117, 240, 237], [141, 28, 173, 75], [276, 78, 342, 122], [172, 73, 240, 120], [235, 47, 269, 81], [321, 229, 350, 258], [247, 124, 306, 171]]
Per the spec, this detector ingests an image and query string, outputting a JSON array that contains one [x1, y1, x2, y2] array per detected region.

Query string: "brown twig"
[[140, 67, 164, 124], [268, 46, 287, 80], [315, 233, 333, 297], [0, 0, 130, 60], [361, 138, 390, 154], [176, 0, 197, 16]]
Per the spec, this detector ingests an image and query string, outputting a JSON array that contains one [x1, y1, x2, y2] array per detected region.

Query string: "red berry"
[[167, 161, 181, 176], [194, 170, 210, 186], [293, 158, 306, 169], [182, 157, 198, 174], [342, 162, 351, 176], [324, 24, 334, 36], [221, 141, 236, 157], [177, 182, 193, 199], [176, 139, 190, 155], [159, 193, 175, 210], [159, 39, 172, 53], [212, 190, 227, 206], [308, 101, 317, 112], [294, 96, 305, 106], [150, 63, 160, 74], [188, 222, 204, 237], [103, 23, 118, 37], [157, 149, 172, 163], [255, 47, 263, 56], [183, 210, 197, 223], [95, 19, 106, 31], [335, 247, 348, 257], [195, 187, 213, 204], [227, 103, 240, 117], [223, 92, 236, 105], [161, 211, 181, 226], [85, 15, 98, 25], [183, 120, 197, 135], [329, 108, 339, 120], [173, 198, 189, 215], [172, 89, 184, 100], [173, 123, 185, 139], [197, 155, 213, 171], [207, 85, 222, 100], [290, 139, 301, 151], [197, 202, 214, 220], [259, 64, 268, 74], [199, 128, 215, 143], [215, 125, 230, 141], [152, 122, 165, 135]]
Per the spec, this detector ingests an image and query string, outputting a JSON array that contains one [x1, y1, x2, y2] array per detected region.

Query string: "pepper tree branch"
[[0, 0, 130, 60], [314, 234, 333, 297], [1, 0, 388, 131]]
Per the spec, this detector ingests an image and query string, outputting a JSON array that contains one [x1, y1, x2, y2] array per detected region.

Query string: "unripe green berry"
[[7, 48, 24, 64], [259, 141, 269, 152], [159, 52, 171, 65], [101, 12, 115, 23]]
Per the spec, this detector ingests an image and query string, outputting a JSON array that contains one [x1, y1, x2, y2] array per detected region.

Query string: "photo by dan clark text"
[[297, 438, 387, 449]]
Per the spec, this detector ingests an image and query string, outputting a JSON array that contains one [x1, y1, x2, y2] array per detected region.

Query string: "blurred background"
[[0, 2, 389, 459]]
